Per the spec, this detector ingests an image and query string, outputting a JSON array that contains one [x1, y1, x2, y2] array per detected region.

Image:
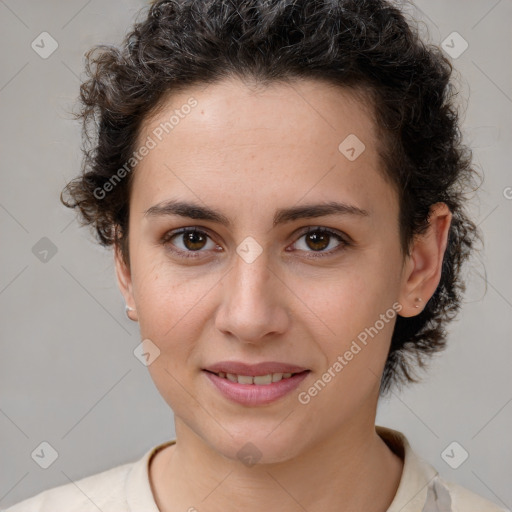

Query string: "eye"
[[289, 227, 349, 257], [161, 226, 350, 260], [161, 227, 219, 259]]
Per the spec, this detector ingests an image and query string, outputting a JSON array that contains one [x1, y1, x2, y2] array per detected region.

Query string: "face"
[[115, 77, 440, 463]]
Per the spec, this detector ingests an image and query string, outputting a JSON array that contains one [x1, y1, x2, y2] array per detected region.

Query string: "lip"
[[202, 361, 309, 376], [203, 369, 310, 406]]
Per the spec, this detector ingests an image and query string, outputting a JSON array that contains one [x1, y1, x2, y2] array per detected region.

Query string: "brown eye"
[[181, 230, 208, 251], [161, 228, 217, 258], [304, 231, 330, 251], [292, 227, 348, 257]]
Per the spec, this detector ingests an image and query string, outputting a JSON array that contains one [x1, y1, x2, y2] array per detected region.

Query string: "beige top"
[[4, 426, 508, 512]]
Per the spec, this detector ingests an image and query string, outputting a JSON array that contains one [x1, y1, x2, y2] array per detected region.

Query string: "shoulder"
[[3, 461, 134, 512], [375, 426, 509, 512], [439, 476, 510, 512]]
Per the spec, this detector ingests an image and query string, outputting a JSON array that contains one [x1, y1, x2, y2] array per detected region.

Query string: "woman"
[[5, 0, 507, 511]]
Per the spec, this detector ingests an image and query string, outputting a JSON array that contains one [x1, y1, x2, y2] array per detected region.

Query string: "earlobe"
[[398, 202, 452, 318], [114, 243, 138, 321]]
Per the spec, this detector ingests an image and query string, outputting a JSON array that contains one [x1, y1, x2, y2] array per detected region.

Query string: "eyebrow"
[[144, 199, 370, 228]]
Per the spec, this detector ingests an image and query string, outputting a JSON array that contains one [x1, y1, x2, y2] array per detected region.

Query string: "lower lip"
[[203, 370, 310, 406]]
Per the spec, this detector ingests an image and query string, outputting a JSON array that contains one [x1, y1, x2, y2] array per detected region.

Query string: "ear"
[[398, 202, 452, 318], [114, 241, 138, 322]]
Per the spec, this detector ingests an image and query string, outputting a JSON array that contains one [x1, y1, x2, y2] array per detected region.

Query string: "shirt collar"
[[126, 439, 176, 511], [125, 426, 445, 512], [376, 425, 450, 512]]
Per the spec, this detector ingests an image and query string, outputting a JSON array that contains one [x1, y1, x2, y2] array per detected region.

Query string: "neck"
[[150, 419, 404, 512]]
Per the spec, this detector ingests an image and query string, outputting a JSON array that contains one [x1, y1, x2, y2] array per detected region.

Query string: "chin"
[[206, 428, 307, 466]]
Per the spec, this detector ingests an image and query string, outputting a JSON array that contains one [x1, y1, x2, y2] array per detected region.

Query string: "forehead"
[[131, 77, 395, 222], [139, 77, 378, 153]]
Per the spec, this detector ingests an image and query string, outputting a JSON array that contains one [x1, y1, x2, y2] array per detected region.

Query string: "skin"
[[115, 77, 452, 512]]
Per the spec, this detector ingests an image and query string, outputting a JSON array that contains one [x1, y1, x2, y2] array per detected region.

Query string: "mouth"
[[202, 367, 311, 406], [203, 369, 309, 385]]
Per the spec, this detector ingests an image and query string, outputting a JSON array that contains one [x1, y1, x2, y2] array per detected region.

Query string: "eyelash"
[[160, 226, 350, 260]]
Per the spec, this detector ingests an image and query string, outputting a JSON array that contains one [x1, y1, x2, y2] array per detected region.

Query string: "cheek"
[[133, 266, 207, 409], [130, 258, 196, 362], [130, 246, 201, 329], [299, 274, 398, 416], [299, 258, 400, 396], [135, 275, 202, 342], [304, 264, 395, 341]]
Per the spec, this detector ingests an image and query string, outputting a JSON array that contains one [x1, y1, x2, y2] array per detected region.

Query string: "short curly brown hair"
[[61, 0, 482, 396]]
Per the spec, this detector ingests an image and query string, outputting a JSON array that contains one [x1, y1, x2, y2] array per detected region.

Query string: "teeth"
[[218, 372, 297, 385], [237, 375, 253, 385], [253, 374, 272, 385]]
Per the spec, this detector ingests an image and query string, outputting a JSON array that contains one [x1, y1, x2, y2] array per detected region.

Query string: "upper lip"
[[203, 361, 309, 376]]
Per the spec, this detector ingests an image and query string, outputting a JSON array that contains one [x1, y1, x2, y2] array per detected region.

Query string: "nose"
[[214, 250, 290, 344]]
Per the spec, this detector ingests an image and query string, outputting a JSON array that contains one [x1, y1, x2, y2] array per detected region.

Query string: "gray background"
[[0, 0, 511, 509]]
